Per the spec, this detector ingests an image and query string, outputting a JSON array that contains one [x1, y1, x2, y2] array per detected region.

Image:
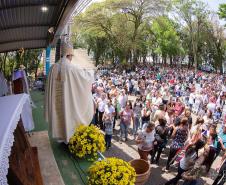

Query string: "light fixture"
[[41, 6, 48, 12]]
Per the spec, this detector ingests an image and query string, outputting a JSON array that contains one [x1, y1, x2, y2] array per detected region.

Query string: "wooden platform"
[[7, 122, 43, 185]]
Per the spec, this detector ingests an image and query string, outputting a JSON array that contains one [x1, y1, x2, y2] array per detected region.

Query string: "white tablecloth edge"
[[0, 94, 29, 185]]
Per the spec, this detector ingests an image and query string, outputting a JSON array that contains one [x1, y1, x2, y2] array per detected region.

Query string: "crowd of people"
[[91, 64, 226, 185]]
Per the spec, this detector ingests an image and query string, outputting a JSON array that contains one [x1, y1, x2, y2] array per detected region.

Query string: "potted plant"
[[88, 157, 136, 185], [129, 159, 151, 185], [69, 125, 106, 160]]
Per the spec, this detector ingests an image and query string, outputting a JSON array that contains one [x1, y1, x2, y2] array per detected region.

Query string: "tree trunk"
[[170, 56, 172, 66], [112, 52, 115, 65], [0, 55, 2, 71], [152, 54, 155, 65], [143, 54, 147, 63], [9, 60, 16, 77], [35, 60, 41, 79], [133, 49, 139, 63], [94, 52, 100, 66], [191, 31, 198, 72], [3, 52, 8, 77]]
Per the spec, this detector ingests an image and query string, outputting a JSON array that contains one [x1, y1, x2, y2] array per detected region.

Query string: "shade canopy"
[[0, 0, 78, 53]]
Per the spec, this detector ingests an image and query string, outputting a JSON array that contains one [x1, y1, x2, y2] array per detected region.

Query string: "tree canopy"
[[71, 0, 226, 72], [218, 3, 226, 21], [0, 49, 42, 80]]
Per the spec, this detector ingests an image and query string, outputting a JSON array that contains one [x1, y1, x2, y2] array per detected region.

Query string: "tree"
[[207, 20, 226, 73], [25, 49, 42, 79], [173, 0, 209, 71], [0, 49, 42, 80], [73, 0, 168, 65], [0, 53, 8, 77], [107, 0, 169, 63], [151, 16, 184, 65], [71, 0, 225, 70], [218, 3, 226, 23]]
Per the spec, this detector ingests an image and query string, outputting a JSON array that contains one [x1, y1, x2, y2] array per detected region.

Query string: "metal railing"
[[73, 0, 93, 16]]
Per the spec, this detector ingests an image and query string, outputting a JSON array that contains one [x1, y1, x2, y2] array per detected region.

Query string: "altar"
[[0, 94, 43, 185]]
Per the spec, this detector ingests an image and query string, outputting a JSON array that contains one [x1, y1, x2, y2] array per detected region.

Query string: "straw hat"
[[61, 42, 74, 57]]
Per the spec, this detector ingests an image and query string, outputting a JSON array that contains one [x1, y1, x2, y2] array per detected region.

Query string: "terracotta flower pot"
[[130, 159, 151, 185]]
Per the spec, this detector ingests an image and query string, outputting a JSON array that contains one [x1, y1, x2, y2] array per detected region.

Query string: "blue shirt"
[[214, 111, 221, 120], [219, 131, 226, 148]]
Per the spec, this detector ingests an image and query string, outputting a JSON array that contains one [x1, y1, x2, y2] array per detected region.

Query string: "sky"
[[201, 0, 226, 26], [203, 0, 225, 11]]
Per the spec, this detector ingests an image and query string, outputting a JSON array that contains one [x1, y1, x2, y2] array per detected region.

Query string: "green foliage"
[[0, 49, 42, 80], [151, 16, 184, 58], [218, 4, 226, 21], [72, 0, 168, 65], [173, 0, 209, 69], [70, 0, 226, 72]]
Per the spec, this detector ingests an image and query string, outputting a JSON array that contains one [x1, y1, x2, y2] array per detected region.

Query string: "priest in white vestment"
[[45, 43, 94, 143]]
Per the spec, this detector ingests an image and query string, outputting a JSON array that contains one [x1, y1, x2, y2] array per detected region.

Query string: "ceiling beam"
[[0, 3, 57, 11], [54, 0, 70, 32], [0, 38, 47, 45], [52, 0, 79, 45], [0, 25, 50, 31], [0, 46, 45, 54]]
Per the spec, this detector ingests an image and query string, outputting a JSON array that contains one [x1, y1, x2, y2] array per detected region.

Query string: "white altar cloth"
[[0, 94, 34, 185]]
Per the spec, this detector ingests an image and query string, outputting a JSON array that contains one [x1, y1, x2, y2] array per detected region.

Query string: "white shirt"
[[152, 96, 157, 104], [203, 94, 208, 104], [134, 81, 138, 89], [189, 93, 195, 104], [222, 103, 226, 113], [194, 95, 202, 105], [104, 105, 115, 122], [207, 103, 216, 113], [155, 97, 162, 106], [118, 95, 127, 108], [98, 98, 107, 112], [163, 91, 170, 101], [165, 113, 174, 127], [105, 105, 115, 114], [203, 115, 213, 130], [175, 84, 180, 91], [138, 130, 155, 151], [180, 152, 197, 170]]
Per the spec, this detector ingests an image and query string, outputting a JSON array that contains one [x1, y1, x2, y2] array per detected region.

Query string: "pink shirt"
[[121, 109, 133, 124]]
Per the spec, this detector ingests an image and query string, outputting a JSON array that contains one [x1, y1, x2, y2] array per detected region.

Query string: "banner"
[[46, 46, 51, 75]]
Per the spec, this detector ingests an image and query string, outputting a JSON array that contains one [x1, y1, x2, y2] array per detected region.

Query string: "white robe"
[[45, 57, 94, 142]]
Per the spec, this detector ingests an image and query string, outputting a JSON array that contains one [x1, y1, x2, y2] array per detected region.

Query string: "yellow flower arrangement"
[[88, 157, 136, 185], [69, 125, 106, 159]]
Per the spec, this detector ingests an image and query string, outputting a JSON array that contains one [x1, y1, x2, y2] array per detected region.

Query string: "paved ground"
[[103, 96, 221, 185], [72, 49, 96, 70]]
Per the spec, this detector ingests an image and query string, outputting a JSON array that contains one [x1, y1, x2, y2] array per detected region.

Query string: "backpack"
[[155, 125, 167, 144]]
